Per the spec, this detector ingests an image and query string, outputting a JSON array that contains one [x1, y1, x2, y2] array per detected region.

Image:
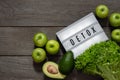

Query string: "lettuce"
[[75, 40, 120, 80]]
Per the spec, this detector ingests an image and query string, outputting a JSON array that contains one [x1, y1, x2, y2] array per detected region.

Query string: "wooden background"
[[0, 0, 120, 80]]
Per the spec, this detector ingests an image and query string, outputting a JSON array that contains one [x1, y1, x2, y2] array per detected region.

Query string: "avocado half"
[[42, 61, 66, 79]]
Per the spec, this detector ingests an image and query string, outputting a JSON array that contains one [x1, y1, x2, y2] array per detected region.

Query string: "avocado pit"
[[47, 65, 58, 74]]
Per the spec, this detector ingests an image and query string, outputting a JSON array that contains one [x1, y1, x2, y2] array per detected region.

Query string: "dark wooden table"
[[0, 0, 119, 80]]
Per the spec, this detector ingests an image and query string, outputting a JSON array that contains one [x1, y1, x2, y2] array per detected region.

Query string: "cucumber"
[[58, 51, 74, 75]]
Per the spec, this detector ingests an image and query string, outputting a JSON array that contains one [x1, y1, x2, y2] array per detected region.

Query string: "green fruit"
[[109, 13, 120, 27], [42, 61, 66, 79], [46, 40, 60, 55], [95, 4, 109, 18], [32, 48, 46, 63], [33, 32, 48, 47], [59, 51, 74, 75], [111, 29, 120, 42]]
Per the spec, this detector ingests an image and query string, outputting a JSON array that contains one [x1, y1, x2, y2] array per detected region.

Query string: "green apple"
[[32, 48, 46, 63], [95, 4, 109, 18], [111, 29, 120, 42], [46, 40, 60, 55], [33, 32, 48, 47], [109, 13, 120, 27]]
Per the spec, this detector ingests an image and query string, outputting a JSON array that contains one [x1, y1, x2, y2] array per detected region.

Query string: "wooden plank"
[[0, 56, 103, 80], [0, 26, 64, 55], [0, 27, 111, 55], [0, 0, 119, 26]]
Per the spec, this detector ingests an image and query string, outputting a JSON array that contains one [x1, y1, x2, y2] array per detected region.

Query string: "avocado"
[[42, 61, 66, 79], [58, 51, 74, 75]]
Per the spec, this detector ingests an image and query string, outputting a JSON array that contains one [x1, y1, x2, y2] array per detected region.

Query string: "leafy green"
[[75, 40, 120, 80]]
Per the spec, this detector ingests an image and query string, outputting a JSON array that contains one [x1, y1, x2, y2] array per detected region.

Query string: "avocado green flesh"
[[42, 61, 66, 79], [59, 51, 74, 75]]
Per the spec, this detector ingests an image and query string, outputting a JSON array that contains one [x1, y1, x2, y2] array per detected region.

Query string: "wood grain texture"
[[0, 0, 119, 26], [0, 56, 103, 80], [0, 26, 65, 55], [0, 0, 119, 80], [0, 27, 111, 55]]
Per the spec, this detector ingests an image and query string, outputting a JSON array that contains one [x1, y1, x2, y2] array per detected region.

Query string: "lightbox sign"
[[56, 13, 108, 59]]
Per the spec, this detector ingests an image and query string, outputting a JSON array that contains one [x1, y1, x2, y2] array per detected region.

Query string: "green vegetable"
[[75, 40, 120, 80], [59, 51, 74, 75]]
